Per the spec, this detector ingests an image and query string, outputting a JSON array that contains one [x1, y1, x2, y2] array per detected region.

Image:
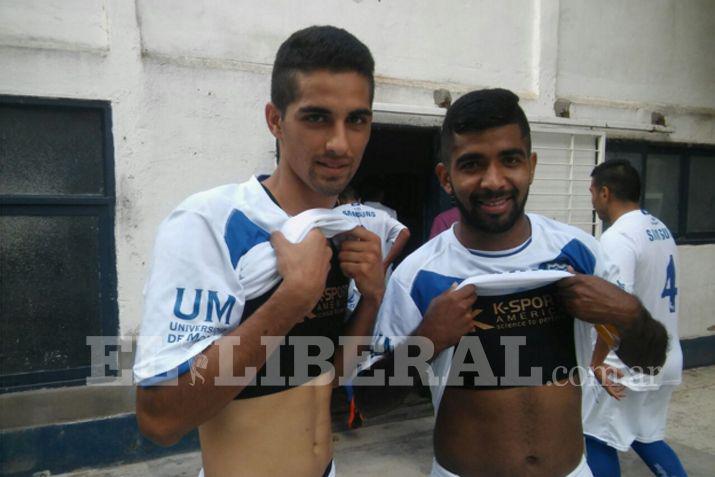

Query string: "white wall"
[[1, 0, 713, 343], [679, 245, 715, 339], [557, 0, 715, 144]]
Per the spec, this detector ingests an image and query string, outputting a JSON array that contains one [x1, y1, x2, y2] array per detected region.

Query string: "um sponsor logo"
[[173, 288, 237, 324]]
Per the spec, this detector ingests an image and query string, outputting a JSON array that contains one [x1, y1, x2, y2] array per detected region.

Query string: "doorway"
[[353, 124, 449, 261]]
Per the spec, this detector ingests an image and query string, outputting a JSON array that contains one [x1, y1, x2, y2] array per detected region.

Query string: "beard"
[[454, 188, 528, 234], [308, 166, 354, 196]]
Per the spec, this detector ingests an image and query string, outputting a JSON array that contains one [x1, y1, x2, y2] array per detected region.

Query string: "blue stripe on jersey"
[[410, 269, 463, 316], [539, 238, 596, 275], [224, 209, 271, 268], [138, 358, 192, 387]]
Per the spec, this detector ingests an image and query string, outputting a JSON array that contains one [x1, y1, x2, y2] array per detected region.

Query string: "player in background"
[[337, 185, 410, 428], [338, 185, 410, 279], [583, 159, 686, 477], [361, 179, 399, 219]]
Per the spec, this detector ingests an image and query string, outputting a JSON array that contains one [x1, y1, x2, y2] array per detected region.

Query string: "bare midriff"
[[199, 373, 334, 477], [434, 380, 584, 477]]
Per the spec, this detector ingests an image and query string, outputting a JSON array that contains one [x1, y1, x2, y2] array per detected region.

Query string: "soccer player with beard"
[[356, 89, 667, 477]]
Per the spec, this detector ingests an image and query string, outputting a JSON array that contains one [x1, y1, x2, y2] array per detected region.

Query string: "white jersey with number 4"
[[582, 209, 683, 450], [600, 209, 682, 387]]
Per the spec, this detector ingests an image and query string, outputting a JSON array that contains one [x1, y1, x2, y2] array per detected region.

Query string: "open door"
[[353, 123, 449, 261]]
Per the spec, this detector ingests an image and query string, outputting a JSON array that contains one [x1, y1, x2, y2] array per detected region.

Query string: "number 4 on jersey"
[[661, 255, 678, 313]]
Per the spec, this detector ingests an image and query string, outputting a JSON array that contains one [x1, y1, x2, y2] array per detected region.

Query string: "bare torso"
[[199, 373, 334, 477], [434, 380, 583, 477]]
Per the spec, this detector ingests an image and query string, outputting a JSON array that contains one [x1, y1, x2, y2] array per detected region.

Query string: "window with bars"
[[528, 128, 604, 236], [0, 96, 118, 392]]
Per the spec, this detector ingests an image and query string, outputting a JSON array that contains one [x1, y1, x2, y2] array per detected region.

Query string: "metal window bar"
[[535, 177, 593, 182], [530, 207, 596, 212], [534, 147, 600, 153], [567, 135, 576, 224], [531, 192, 593, 197]]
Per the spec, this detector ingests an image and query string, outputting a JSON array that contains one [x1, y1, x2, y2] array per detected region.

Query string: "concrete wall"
[[679, 245, 715, 339], [1, 0, 713, 427], [558, 0, 715, 144]]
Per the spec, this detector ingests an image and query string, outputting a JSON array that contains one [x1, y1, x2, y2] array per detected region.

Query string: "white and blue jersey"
[[133, 175, 352, 397], [133, 176, 407, 397], [371, 213, 620, 411], [582, 210, 683, 450], [594, 210, 682, 388]]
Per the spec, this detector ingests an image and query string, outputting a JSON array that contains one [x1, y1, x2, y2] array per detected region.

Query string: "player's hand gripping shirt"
[[336, 202, 406, 262], [133, 176, 398, 392], [337, 202, 407, 311], [371, 214, 620, 411]]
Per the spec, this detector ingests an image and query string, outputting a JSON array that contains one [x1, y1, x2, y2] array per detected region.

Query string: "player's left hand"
[[338, 226, 384, 303], [556, 269, 641, 329], [592, 364, 626, 400]]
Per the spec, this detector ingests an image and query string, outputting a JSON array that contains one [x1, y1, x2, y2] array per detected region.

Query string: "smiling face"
[[266, 69, 373, 198], [438, 123, 537, 239]]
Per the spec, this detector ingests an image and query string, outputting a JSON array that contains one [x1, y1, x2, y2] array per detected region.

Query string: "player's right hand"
[[415, 284, 478, 355], [271, 229, 332, 319]]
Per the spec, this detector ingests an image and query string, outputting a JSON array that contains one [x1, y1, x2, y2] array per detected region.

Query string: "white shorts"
[[582, 383, 676, 451], [198, 460, 335, 477], [430, 454, 592, 477]]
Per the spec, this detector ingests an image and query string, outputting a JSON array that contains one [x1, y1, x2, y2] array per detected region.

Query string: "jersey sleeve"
[[384, 215, 407, 244], [593, 231, 662, 390], [585, 233, 624, 292], [574, 235, 620, 373], [133, 209, 245, 385], [599, 231, 637, 293], [371, 274, 423, 356]]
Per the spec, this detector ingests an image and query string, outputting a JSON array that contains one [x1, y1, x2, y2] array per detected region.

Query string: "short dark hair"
[[440, 88, 531, 164], [271, 25, 375, 114], [590, 159, 641, 203]]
